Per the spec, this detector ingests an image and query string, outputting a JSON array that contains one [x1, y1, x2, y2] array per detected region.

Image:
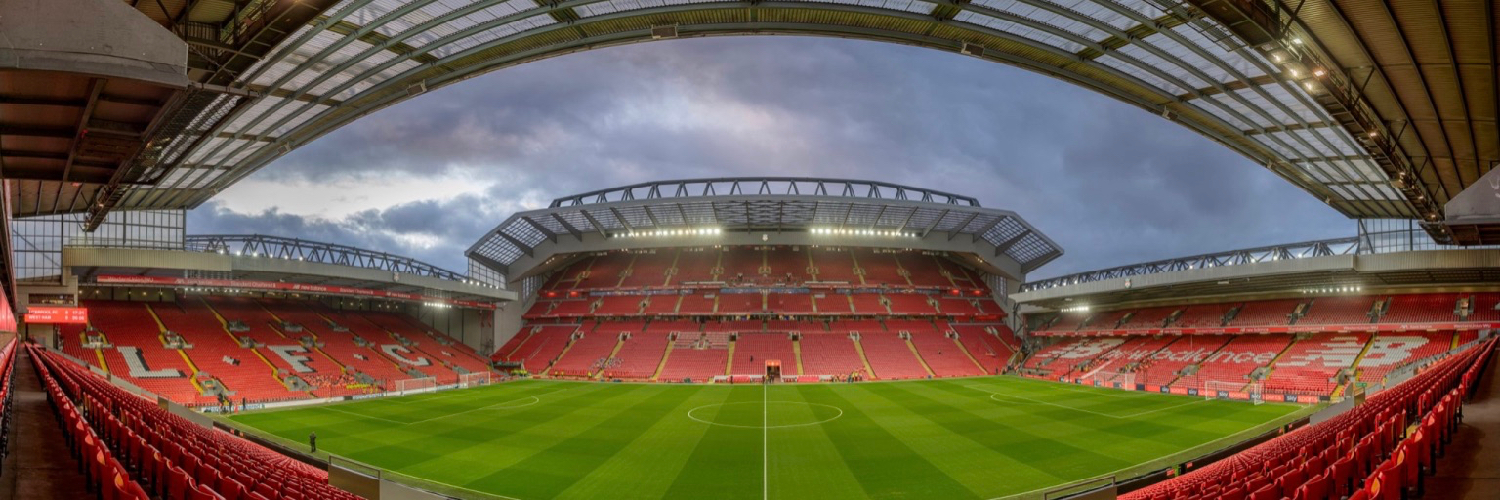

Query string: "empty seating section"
[[858, 251, 908, 286], [642, 294, 681, 315], [1072, 336, 1160, 382], [82, 301, 201, 403], [1174, 334, 1291, 391], [1299, 297, 1378, 325], [677, 293, 717, 315], [717, 293, 762, 314], [1041, 313, 1087, 332], [719, 247, 762, 283], [799, 334, 864, 377], [547, 329, 621, 378], [1354, 332, 1453, 384], [1081, 310, 1129, 330], [1234, 299, 1304, 327], [811, 249, 859, 283], [602, 332, 669, 380], [937, 299, 980, 316], [951, 324, 1013, 373], [595, 295, 642, 315], [1125, 339, 1494, 500], [30, 346, 362, 500], [658, 348, 728, 382], [731, 334, 797, 375], [671, 250, 718, 283], [509, 326, 575, 374], [907, 330, 982, 377], [858, 333, 928, 380], [764, 247, 805, 281], [1469, 293, 1500, 321], [1265, 333, 1372, 396], [767, 294, 815, 314], [1172, 304, 1233, 328], [896, 254, 950, 287], [1382, 293, 1460, 323], [155, 300, 293, 402], [849, 294, 886, 314], [546, 299, 594, 318], [573, 255, 629, 290], [812, 294, 851, 314], [619, 251, 673, 288], [885, 293, 937, 314], [368, 313, 496, 373], [829, 319, 884, 333], [1133, 336, 1227, 388], [1117, 307, 1180, 329]]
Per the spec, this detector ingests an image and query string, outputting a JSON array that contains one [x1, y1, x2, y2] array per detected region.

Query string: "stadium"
[[0, 1, 1498, 500]]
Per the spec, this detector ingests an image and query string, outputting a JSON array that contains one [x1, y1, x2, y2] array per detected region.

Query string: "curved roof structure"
[[5, 0, 1492, 241], [465, 177, 1061, 280]]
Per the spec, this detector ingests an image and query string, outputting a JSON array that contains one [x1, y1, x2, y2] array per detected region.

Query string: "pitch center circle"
[[687, 401, 843, 429]]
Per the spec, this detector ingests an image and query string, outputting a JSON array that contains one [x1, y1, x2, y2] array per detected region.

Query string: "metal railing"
[[185, 234, 470, 282]]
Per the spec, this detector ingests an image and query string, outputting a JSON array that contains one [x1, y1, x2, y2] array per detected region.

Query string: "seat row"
[[30, 345, 361, 500], [1122, 338, 1494, 500]]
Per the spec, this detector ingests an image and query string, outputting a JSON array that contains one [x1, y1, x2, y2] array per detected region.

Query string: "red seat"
[[168, 465, 195, 500], [1249, 483, 1279, 500], [1294, 473, 1329, 500], [191, 483, 227, 500]]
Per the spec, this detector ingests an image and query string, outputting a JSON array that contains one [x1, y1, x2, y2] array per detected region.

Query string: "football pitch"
[[227, 377, 1310, 500]]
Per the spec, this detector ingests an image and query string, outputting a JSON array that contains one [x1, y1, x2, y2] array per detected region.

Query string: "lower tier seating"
[[798, 334, 865, 378], [907, 330, 983, 377], [858, 333, 928, 380]]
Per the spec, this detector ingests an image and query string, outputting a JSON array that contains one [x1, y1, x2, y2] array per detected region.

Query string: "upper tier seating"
[[1468, 293, 1500, 321], [1227, 299, 1301, 327], [885, 293, 937, 314], [858, 333, 928, 380], [810, 249, 859, 283], [895, 254, 951, 288], [1041, 313, 1088, 332], [671, 249, 719, 284], [1117, 307, 1181, 329], [857, 251, 908, 287], [1172, 304, 1234, 328], [1298, 297, 1380, 325], [799, 334, 864, 377], [618, 251, 674, 288], [1381, 294, 1460, 323]]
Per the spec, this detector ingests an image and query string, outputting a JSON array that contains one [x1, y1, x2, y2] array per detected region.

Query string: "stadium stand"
[[907, 330, 983, 377], [857, 333, 930, 380], [1264, 333, 1373, 396], [1117, 306, 1181, 329], [29, 345, 361, 500], [1228, 299, 1302, 327], [1173, 334, 1293, 392], [798, 334, 865, 378], [1298, 297, 1381, 325], [950, 324, 1014, 374], [78, 301, 201, 403], [731, 333, 798, 376], [1353, 332, 1454, 385], [1124, 338, 1495, 500], [546, 327, 624, 378]]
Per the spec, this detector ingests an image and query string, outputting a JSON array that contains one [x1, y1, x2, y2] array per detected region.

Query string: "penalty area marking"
[[686, 401, 845, 429]]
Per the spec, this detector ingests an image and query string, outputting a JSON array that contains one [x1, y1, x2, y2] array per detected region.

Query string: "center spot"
[[687, 401, 843, 429]]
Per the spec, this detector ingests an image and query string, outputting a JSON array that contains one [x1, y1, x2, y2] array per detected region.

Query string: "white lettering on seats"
[[383, 345, 431, 366], [116, 346, 184, 378], [1355, 336, 1429, 367], [269, 345, 316, 373], [1058, 338, 1125, 359], [1278, 336, 1365, 368]]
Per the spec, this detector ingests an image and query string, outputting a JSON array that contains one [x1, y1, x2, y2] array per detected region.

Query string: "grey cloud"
[[194, 36, 1352, 281]]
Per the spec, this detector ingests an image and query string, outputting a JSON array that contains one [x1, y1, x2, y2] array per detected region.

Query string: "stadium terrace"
[[2, 1, 1499, 499]]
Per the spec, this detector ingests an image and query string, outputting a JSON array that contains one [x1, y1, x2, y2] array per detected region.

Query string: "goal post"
[[1092, 371, 1135, 390], [395, 376, 438, 395], [459, 372, 492, 388], [1203, 380, 1263, 403]]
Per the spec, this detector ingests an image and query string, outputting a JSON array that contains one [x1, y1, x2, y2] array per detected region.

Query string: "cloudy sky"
[[189, 36, 1352, 280]]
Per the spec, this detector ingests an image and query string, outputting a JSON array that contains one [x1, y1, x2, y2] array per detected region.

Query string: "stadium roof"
[[4, 0, 1492, 241], [465, 178, 1062, 280]]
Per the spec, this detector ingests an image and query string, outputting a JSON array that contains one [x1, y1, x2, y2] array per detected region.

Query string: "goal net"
[[1203, 380, 1263, 404], [395, 376, 438, 395], [459, 372, 492, 388], [1092, 371, 1135, 390]]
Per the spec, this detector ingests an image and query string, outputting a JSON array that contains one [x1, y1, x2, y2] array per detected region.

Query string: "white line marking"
[[317, 406, 406, 425], [685, 401, 844, 429], [405, 388, 568, 425], [763, 383, 768, 500]]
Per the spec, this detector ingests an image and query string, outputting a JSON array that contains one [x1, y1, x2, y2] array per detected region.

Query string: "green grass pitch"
[[227, 377, 1309, 500]]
